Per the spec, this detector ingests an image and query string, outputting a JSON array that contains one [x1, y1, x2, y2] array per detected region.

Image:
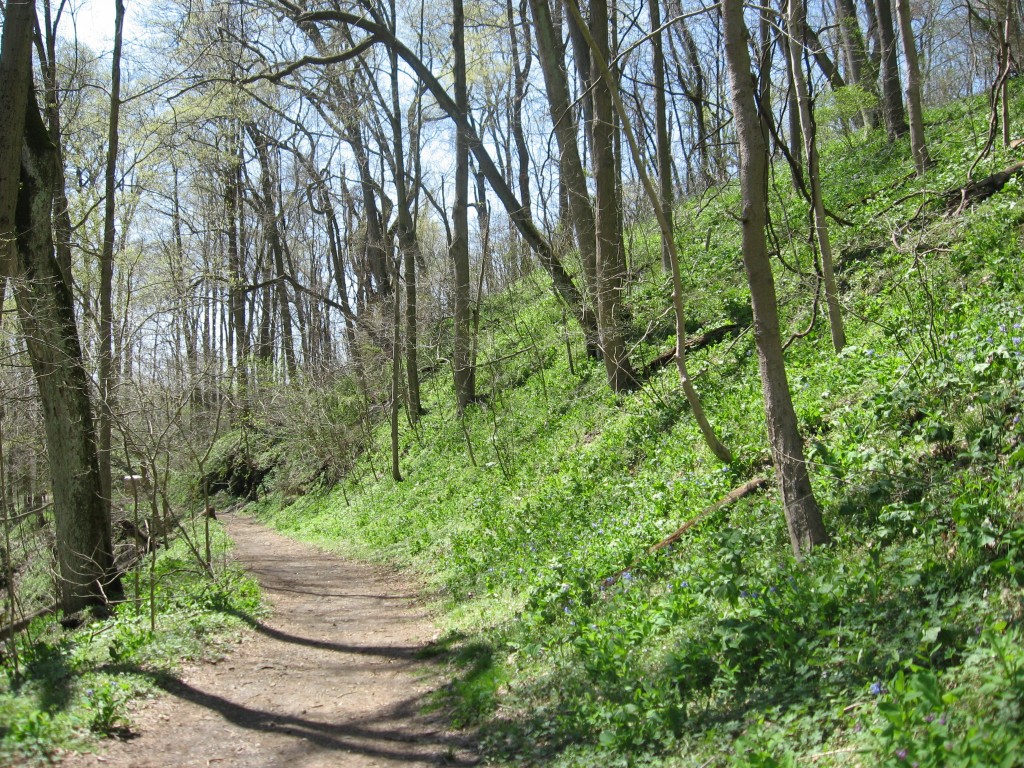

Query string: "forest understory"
[[3, 0, 1024, 765]]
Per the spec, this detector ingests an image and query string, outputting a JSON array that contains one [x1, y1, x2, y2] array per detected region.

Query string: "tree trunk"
[[590, 0, 638, 392], [566, 0, 730, 459], [249, 126, 298, 379], [895, 0, 930, 172], [722, 0, 829, 557], [874, 0, 909, 139], [292, 8, 596, 342], [529, 0, 601, 357], [649, 0, 674, 274], [388, 42, 423, 419], [223, 128, 249, 394], [99, 0, 125, 520], [788, 0, 847, 352], [836, 0, 878, 128], [452, 0, 476, 411], [0, 0, 34, 279], [15, 92, 122, 611]]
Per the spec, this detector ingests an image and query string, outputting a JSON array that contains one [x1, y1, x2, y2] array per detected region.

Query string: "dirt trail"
[[60, 512, 475, 768]]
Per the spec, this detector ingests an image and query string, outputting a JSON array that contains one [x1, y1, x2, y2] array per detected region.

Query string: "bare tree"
[[722, 0, 829, 557]]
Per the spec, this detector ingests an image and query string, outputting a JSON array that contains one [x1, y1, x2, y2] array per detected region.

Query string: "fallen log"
[[0, 605, 55, 642], [944, 161, 1024, 214], [644, 323, 744, 377], [648, 475, 769, 554], [602, 475, 769, 588]]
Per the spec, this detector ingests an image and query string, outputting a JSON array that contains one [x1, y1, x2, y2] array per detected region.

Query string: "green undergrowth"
[[239, 87, 1024, 766], [0, 523, 261, 764]]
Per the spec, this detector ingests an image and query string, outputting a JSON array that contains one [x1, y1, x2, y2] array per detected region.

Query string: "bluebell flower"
[[870, 681, 884, 696]]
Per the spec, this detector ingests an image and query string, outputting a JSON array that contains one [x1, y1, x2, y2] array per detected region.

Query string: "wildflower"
[[680, 581, 689, 589], [622, 571, 633, 582], [896, 748, 908, 760], [870, 681, 884, 696], [1000, 324, 1008, 333]]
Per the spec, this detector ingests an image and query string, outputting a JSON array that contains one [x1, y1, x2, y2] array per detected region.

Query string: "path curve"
[[60, 512, 475, 767]]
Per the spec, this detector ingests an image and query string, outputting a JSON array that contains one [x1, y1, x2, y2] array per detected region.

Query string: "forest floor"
[[57, 512, 477, 768]]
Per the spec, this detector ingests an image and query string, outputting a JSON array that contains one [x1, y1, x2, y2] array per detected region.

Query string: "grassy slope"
[[249, 90, 1024, 767]]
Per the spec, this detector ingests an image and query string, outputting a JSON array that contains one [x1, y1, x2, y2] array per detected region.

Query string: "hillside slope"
[[243, 90, 1024, 766]]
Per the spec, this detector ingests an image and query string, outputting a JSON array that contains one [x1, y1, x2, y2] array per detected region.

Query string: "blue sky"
[[65, 0, 145, 54]]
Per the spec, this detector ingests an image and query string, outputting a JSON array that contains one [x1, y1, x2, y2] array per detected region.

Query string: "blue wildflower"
[[870, 681, 884, 696]]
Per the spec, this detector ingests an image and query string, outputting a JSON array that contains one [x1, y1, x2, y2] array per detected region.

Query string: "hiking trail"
[[59, 511, 476, 767]]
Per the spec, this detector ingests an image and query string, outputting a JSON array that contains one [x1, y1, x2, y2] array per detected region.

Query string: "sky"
[[63, 0, 147, 55]]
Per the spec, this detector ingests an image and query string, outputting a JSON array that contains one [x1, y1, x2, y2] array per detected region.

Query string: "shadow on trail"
[[254, 583, 421, 601], [105, 665, 476, 765], [216, 607, 425, 661]]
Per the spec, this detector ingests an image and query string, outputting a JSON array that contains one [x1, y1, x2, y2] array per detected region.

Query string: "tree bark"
[[529, 0, 601, 356], [387, 41, 423, 419], [788, 0, 847, 352], [15, 91, 122, 611], [0, 0, 34, 279], [835, 0, 878, 127], [649, 0, 674, 274], [895, 0, 930, 173], [99, 0, 126, 520], [874, 0, 909, 139], [288, 6, 595, 342], [249, 125, 298, 379], [590, 0, 638, 393], [722, 0, 829, 557], [452, 0, 476, 411], [566, 0, 730, 460]]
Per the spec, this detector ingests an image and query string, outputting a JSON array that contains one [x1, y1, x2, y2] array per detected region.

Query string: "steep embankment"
[[240, 89, 1024, 766]]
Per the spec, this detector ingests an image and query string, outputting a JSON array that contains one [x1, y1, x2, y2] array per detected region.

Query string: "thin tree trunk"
[[836, 0, 878, 127], [452, 0, 476, 411], [387, 31, 423, 418], [224, 128, 249, 394], [722, 0, 829, 557], [99, 0, 125, 520], [590, 0, 638, 392], [875, 0, 909, 139], [565, 0, 730, 460], [249, 126, 298, 379], [530, 0, 601, 357], [292, 7, 595, 340], [895, 0, 930, 172], [788, 0, 847, 352], [649, 0, 674, 273]]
